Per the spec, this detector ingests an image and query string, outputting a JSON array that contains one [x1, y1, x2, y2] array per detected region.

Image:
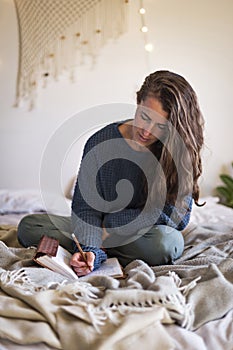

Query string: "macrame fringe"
[[13, 0, 129, 110]]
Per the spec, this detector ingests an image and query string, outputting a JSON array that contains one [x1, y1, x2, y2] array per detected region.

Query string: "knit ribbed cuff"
[[73, 242, 107, 270]]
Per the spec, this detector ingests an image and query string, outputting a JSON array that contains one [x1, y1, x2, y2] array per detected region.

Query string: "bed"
[[0, 190, 233, 350]]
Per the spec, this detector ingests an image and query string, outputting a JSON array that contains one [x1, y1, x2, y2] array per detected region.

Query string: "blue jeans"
[[17, 214, 184, 267]]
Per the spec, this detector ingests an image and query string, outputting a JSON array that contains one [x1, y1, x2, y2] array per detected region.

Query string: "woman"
[[18, 70, 204, 276]]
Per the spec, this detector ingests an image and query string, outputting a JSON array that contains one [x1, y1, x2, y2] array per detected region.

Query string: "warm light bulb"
[[139, 7, 146, 14], [141, 26, 148, 33], [145, 43, 154, 52]]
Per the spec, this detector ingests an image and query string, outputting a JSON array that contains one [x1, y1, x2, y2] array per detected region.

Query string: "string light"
[[139, 7, 146, 15], [139, 0, 154, 53], [141, 26, 148, 33], [145, 43, 154, 52]]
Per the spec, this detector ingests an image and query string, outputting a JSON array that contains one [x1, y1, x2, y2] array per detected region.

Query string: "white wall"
[[0, 0, 233, 198]]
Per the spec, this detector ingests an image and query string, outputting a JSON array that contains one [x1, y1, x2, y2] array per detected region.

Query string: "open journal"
[[33, 235, 124, 280]]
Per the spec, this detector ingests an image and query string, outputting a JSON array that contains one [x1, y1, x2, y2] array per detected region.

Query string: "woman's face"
[[132, 97, 168, 148]]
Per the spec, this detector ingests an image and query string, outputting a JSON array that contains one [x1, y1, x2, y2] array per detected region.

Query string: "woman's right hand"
[[70, 251, 95, 276]]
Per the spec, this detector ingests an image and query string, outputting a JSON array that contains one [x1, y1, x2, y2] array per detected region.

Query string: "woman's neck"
[[118, 120, 150, 153]]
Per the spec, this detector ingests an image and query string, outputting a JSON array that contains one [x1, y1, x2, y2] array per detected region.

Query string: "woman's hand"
[[70, 251, 95, 276]]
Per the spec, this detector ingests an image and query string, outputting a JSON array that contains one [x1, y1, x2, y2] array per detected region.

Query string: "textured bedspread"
[[0, 223, 233, 349]]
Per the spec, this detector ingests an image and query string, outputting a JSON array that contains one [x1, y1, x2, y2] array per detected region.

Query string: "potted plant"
[[216, 162, 233, 208]]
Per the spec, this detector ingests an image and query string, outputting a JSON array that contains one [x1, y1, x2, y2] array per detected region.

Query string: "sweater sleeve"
[[71, 137, 104, 248]]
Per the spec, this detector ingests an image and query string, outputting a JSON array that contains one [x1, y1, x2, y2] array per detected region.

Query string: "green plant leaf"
[[219, 174, 233, 192], [216, 186, 231, 201]]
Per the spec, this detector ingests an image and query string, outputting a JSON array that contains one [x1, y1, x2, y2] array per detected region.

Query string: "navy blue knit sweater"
[[71, 121, 192, 269]]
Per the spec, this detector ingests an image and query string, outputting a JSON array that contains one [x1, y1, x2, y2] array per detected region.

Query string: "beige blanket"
[[0, 224, 233, 349]]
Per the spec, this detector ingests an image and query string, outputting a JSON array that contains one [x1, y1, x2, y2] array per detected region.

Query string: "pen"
[[71, 233, 92, 272]]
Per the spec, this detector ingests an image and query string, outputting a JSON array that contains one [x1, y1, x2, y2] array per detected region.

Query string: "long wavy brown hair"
[[136, 70, 204, 207]]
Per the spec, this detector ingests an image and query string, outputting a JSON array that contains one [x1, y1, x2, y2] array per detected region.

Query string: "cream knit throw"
[[13, 0, 129, 109], [1, 223, 233, 348]]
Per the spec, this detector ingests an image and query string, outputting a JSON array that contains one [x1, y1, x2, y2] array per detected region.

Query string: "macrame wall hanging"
[[13, 0, 129, 110]]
